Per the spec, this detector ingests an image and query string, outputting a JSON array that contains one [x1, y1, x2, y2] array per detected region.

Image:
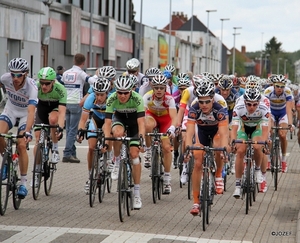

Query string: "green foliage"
[[228, 52, 246, 76]]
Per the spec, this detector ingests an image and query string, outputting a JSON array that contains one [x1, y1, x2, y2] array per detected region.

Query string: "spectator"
[[62, 53, 95, 163], [56, 65, 65, 85]]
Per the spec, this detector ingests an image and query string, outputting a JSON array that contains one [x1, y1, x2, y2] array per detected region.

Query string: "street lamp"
[[277, 58, 282, 74], [232, 27, 242, 75], [205, 9, 217, 72], [264, 53, 270, 77], [190, 0, 194, 71], [284, 59, 288, 75], [260, 32, 264, 76], [220, 18, 230, 73]]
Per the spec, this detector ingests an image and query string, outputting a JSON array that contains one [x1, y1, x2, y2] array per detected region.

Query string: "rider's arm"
[[78, 111, 89, 130], [24, 104, 36, 133], [137, 116, 145, 139], [286, 100, 294, 126], [57, 105, 66, 129], [218, 119, 229, 148], [169, 108, 177, 127]]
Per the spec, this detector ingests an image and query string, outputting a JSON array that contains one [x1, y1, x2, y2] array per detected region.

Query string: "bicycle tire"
[[151, 149, 158, 204], [126, 162, 133, 216], [223, 164, 227, 192], [99, 153, 108, 202], [89, 151, 99, 207], [158, 154, 164, 200], [32, 146, 43, 200], [274, 142, 279, 191], [12, 170, 21, 210], [202, 168, 208, 231], [44, 162, 55, 196], [187, 156, 194, 200], [207, 171, 214, 225], [178, 142, 183, 188], [118, 159, 125, 222], [0, 153, 10, 215], [245, 157, 251, 214], [107, 176, 112, 193]]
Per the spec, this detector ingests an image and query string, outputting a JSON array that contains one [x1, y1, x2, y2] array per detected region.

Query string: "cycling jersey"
[[83, 93, 106, 120], [172, 89, 181, 108], [234, 87, 245, 97], [264, 86, 293, 117], [62, 65, 95, 104], [37, 81, 67, 107], [179, 86, 195, 110], [215, 88, 238, 111], [0, 73, 38, 129], [235, 94, 271, 109], [124, 72, 147, 87], [139, 81, 172, 97]]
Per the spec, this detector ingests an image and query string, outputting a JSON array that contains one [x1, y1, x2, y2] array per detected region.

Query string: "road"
[[0, 128, 299, 243]]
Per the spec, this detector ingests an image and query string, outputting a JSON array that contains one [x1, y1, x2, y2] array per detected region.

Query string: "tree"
[[265, 37, 282, 55], [228, 52, 246, 76]]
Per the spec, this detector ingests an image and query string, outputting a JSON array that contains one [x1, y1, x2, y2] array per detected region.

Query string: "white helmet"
[[8, 58, 29, 72], [194, 80, 215, 97], [126, 58, 140, 71], [114, 75, 133, 90], [145, 67, 161, 77], [193, 74, 210, 88], [93, 78, 111, 93], [177, 73, 191, 87], [151, 74, 168, 86], [98, 66, 116, 79], [244, 88, 261, 101], [164, 64, 175, 73]]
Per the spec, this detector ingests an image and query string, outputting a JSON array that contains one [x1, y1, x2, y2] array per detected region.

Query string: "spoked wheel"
[[223, 164, 227, 192], [44, 162, 55, 196], [274, 145, 279, 191], [12, 171, 21, 210], [187, 156, 194, 200], [158, 157, 164, 200], [32, 146, 43, 200], [126, 162, 133, 216], [178, 155, 183, 188], [151, 150, 158, 204], [207, 172, 215, 225], [202, 168, 209, 231], [107, 175, 112, 193], [89, 151, 99, 207], [245, 161, 251, 215], [118, 160, 125, 222], [0, 153, 10, 215], [98, 172, 106, 203]]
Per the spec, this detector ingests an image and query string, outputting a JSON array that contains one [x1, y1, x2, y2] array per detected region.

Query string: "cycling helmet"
[[201, 72, 211, 78], [177, 73, 190, 87], [38, 67, 56, 81], [131, 75, 139, 87], [163, 70, 172, 79], [194, 80, 215, 97], [151, 74, 168, 86], [114, 75, 133, 90], [245, 75, 260, 89], [272, 74, 286, 84], [164, 64, 175, 73], [193, 74, 210, 88], [8, 58, 29, 72], [126, 58, 140, 71], [218, 76, 233, 89], [243, 88, 261, 102], [92, 78, 111, 93], [145, 67, 161, 77], [210, 73, 224, 83], [98, 66, 116, 79], [238, 76, 247, 86]]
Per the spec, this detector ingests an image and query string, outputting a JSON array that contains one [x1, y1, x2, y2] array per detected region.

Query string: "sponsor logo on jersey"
[[217, 100, 226, 107]]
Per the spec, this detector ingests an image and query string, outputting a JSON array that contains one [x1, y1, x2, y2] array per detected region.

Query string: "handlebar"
[[232, 139, 267, 145], [0, 133, 25, 139], [186, 145, 227, 152], [34, 124, 59, 129]]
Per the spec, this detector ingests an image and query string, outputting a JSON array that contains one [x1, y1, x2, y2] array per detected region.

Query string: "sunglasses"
[[117, 91, 130, 95], [40, 81, 52, 86], [198, 99, 212, 105], [275, 85, 285, 89], [221, 88, 230, 91], [245, 102, 259, 107], [11, 73, 24, 78], [153, 86, 165, 90], [128, 70, 137, 74]]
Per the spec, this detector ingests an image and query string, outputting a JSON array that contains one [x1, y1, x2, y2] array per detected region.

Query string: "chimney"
[[241, 46, 246, 54]]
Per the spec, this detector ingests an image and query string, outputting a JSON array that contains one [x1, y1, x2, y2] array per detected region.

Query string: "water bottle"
[[12, 153, 19, 171], [222, 165, 226, 178]]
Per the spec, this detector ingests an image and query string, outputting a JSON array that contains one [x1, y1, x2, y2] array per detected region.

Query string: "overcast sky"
[[132, 0, 300, 53]]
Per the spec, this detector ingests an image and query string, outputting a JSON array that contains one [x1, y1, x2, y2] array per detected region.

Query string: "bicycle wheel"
[[178, 142, 183, 188], [151, 149, 159, 204], [274, 142, 279, 191], [98, 172, 106, 203], [118, 160, 126, 222], [44, 162, 55, 196], [245, 158, 251, 214], [107, 175, 112, 193], [126, 163, 133, 216], [0, 153, 10, 215], [89, 151, 99, 207], [158, 155, 164, 200], [12, 170, 21, 210], [32, 146, 43, 200], [187, 156, 194, 200], [206, 171, 214, 225], [202, 168, 208, 231]]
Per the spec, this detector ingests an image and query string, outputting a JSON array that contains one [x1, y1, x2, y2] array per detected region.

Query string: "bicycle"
[[79, 128, 112, 207], [232, 139, 267, 214], [32, 124, 59, 200], [0, 132, 25, 216], [105, 135, 142, 222], [146, 130, 165, 204], [185, 144, 226, 231], [270, 122, 291, 191]]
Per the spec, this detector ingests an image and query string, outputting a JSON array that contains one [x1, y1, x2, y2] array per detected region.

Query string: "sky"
[[132, 0, 300, 53]]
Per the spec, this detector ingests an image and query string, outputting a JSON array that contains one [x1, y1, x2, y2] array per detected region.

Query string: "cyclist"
[[77, 78, 112, 194], [264, 74, 294, 173], [163, 70, 177, 95], [185, 79, 229, 216], [34, 67, 66, 163], [125, 58, 146, 89], [233, 76, 245, 97], [209, 73, 223, 88], [143, 74, 177, 194], [103, 75, 145, 209], [231, 87, 270, 197], [0, 58, 38, 198], [139, 67, 161, 97], [164, 64, 178, 86]]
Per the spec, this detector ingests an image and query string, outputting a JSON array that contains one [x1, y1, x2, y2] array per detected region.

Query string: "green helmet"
[[38, 67, 56, 81]]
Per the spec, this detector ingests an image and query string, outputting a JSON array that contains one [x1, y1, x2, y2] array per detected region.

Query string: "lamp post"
[[232, 27, 242, 75], [205, 10, 217, 72], [220, 18, 230, 73], [138, 0, 143, 64], [89, 0, 94, 67], [277, 58, 282, 74], [190, 0, 194, 71], [260, 32, 264, 76], [284, 59, 287, 76], [264, 53, 270, 77]]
